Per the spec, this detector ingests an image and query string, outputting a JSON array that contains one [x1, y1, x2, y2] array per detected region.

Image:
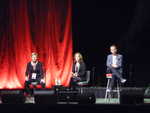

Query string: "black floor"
[[0, 104, 150, 113]]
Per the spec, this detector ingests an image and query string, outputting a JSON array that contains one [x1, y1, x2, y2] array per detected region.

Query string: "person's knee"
[[41, 82, 45, 88], [25, 81, 30, 87]]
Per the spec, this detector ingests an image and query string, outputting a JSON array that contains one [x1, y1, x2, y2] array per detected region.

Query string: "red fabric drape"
[[0, 0, 72, 89]]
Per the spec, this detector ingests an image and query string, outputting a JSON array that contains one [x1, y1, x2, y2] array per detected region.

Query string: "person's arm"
[[106, 55, 111, 68], [39, 63, 44, 79], [72, 63, 75, 73], [78, 62, 86, 77], [71, 63, 77, 77], [111, 55, 123, 68], [25, 63, 29, 81], [117, 55, 123, 68], [39, 62, 45, 83]]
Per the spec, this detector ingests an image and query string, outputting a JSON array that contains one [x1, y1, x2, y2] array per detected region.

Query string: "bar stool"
[[105, 73, 120, 103]]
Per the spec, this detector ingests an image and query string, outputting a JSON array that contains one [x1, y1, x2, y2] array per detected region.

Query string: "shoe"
[[106, 89, 111, 92], [25, 96, 35, 104], [121, 79, 126, 83]]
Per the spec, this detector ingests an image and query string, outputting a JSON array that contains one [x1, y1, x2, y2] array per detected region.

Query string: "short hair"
[[110, 44, 117, 49], [74, 52, 83, 62], [31, 52, 38, 57]]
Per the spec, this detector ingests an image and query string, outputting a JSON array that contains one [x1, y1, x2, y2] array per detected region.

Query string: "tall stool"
[[105, 73, 120, 103]]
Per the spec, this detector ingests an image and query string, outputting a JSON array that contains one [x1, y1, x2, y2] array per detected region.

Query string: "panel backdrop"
[[0, 0, 72, 89]]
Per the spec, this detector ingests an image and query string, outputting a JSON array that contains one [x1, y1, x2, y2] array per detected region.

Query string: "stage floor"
[[23, 86, 149, 105], [24, 98, 150, 104], [0, 86, 149, 105], [96, 98, 150, 104]]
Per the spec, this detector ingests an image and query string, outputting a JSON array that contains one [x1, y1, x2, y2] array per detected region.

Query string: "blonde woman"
[[70, 52, 86, 88], [25, 52, 45, 90]]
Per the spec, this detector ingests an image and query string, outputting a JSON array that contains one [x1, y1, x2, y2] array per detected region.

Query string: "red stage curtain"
[[0, 0, 72, 89]]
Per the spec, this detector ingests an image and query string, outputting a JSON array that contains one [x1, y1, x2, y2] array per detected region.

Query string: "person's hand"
[[71, 72, 74, 75], [73, 73, 78, 77], [25, 76, 28, 81], [41, 79, 45, 83], [72, 72, 78, 77], [112, 64, 118, 68]]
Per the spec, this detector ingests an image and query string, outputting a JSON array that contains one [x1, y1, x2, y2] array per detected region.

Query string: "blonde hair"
[[31, 52, 38, 57], [74, 52, 83, 63]]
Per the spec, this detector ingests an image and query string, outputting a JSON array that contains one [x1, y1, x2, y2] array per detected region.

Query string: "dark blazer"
[[25, 61, 44, 80], [72, 61, 86, 80], [106, 54, 123, 73]]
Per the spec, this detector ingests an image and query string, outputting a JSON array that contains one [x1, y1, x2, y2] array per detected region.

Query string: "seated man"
[[70, 52, 86, 88], [25, 52, 45, 93], [106, 45, 126, 91]]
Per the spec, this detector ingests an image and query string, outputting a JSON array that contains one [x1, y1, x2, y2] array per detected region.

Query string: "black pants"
[[25, 79, 45, 95], [70, 76, 81, 88], [108, 67, 123, 89]]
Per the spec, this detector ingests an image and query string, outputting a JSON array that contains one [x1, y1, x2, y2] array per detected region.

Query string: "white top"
[[112, 55, 117, 65]]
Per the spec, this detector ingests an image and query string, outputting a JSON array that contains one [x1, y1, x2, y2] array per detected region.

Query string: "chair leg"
[[105, 79, 111, 102], [80, 87, 83, 94], [116, 80, 120, 103], [105, 79, 121, 103]]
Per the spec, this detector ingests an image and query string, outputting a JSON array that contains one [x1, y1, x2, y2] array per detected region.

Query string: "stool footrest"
[[109, 90, 120, 92]]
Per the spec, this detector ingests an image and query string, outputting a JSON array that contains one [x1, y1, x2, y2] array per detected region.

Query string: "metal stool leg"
[[116, 80, 120, 104], [105, 78, 121, 104], [105, 78, 111, 102]]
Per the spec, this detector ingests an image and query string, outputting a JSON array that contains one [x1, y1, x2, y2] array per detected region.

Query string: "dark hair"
[[110, 44, 117, 49]]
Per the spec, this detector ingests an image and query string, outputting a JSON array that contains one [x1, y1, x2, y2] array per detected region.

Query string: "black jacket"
[[72, 62, 86, 80], [25, 61, 44, 80]]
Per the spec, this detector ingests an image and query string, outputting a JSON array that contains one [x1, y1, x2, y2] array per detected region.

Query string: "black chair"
[[24, 76, 46, 103], [77, 70, 91, 94], [77, 70, 91, 86], [24, 69, 46, 95], [29, 80, 45, 88]]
